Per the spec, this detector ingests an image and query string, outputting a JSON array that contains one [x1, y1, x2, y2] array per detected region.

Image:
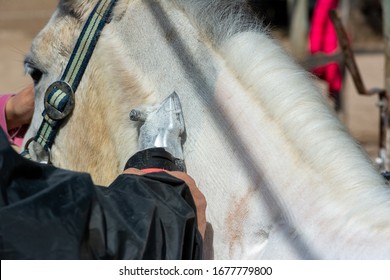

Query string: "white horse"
[[23, 0, 390, 259]]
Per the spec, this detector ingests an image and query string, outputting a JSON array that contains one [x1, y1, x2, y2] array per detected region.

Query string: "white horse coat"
[[23, 0, 390, 259]]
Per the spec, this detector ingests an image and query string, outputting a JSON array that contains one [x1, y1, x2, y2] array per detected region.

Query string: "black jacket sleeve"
[[0, 129, 202, 260]]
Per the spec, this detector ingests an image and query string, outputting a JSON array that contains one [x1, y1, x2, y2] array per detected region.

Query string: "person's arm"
[[0, 94, 14, 133], [4, 84, 34, 130], [0, 130, 205, 259], [0, 84, 34, 147], [124, 168, 207, 239]]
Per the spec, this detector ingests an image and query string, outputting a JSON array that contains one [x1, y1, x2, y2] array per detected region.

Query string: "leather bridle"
[[22, 0, 118, 163]]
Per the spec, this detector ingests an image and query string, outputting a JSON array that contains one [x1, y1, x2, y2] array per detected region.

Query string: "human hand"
[[5, 84, 35, 130], [123, 168, 207, 239]]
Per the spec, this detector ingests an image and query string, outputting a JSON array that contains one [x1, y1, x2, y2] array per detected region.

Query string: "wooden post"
[[383, 1, 390, 98], [331, 9, 388, 171], [289, 0, 309, 59], [340, 0, 350, 26], [383, 0, 390, 171]]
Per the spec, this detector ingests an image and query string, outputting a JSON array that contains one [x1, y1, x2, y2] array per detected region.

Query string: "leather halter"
[[22, 0, 118, 162]]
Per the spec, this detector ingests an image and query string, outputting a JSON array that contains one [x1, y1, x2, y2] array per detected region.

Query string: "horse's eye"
[[25, 59, 44, 85], [27, 66, 43, 85]]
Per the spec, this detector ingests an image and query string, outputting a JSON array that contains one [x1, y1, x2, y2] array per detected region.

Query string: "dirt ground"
[[0, 0, 385, 162]]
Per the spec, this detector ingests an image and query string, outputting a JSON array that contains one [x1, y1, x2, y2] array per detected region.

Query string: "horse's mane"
[[171, 0, 263, 44]]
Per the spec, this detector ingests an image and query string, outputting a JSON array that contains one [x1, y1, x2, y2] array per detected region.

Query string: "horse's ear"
[[59, 0, 97, 19]]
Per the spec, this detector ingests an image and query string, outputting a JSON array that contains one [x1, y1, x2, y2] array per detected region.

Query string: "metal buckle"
[[44, 80, 75, 121], [23, 137, 52, 164]]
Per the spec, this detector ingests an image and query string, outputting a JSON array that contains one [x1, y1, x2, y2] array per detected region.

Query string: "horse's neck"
[[106, 1, 390, 259], [112, 2, 390, 259]]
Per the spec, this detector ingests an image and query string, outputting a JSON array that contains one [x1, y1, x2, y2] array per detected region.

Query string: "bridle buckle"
[[44, 80, 75, 121]]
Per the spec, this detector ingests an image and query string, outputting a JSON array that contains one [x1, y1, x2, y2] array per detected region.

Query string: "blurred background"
[[0, 0, 386, 163], [247, 0, 385, 165], [0, 0, 56, 91]]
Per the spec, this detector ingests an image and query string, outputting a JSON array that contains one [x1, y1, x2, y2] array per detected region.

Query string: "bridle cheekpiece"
[[22, 0, 118, 163]]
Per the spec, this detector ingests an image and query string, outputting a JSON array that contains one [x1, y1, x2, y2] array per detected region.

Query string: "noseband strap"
[[22, 0, 118, 160]]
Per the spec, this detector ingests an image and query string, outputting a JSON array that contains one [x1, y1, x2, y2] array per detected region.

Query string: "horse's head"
[[24, 0, 157, 184]]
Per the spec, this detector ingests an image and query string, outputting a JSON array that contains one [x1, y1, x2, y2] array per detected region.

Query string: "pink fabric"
[[309, 0, 342, 95], [0, 94, 27, 147]]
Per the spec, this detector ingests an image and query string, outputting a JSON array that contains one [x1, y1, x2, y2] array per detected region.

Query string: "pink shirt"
[[308, 0, 342, 94], [0, 94, 27, 147], [309, 0, 339, 54]]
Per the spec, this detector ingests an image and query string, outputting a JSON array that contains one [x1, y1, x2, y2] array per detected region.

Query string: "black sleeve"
[[0, 129, 202, 260]]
